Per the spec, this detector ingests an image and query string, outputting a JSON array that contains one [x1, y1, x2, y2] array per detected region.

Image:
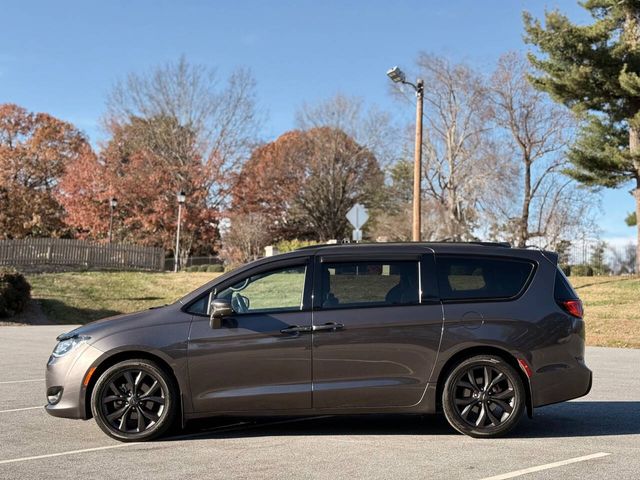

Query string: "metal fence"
[[560, 239, 637, 275], [163, 255, 223, 271], [0, 238, 165, 272]]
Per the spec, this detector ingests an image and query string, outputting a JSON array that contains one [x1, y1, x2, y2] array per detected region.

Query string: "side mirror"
[[209, 298, 233, 329]]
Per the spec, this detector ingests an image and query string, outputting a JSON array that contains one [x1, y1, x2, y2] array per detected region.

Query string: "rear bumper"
[[531, 358, 592, 408]]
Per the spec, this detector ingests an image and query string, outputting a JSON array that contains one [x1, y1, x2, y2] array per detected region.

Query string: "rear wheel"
[[442, 355, 525, 438], [91, 359, 178, 442]]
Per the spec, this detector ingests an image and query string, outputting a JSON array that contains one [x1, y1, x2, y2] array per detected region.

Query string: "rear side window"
[[436, 256, 535, 301], [320, 261, 419, 309], [554, 268, 578, 300]]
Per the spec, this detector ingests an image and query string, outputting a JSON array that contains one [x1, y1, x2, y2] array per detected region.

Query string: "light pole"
[[387, 66, 424, 242], [174, 191, 186, 272], [108, 198, 118, 244]]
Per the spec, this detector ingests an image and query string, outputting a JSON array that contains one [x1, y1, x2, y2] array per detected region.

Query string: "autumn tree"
[[231, 96, 388, 242], [487, 53, 596, 248], [524, 0, 640, 269], [231, 130, 310, 239], [106, 56, 260, 209], [232, 126, 384, 241], [61, 57, 259, 258], [0, 104, 90, 238], [59, 117, 217, 254], [295, 127, 384, 240], [296, 94, 397, 168], [294, 95, 390, 240]]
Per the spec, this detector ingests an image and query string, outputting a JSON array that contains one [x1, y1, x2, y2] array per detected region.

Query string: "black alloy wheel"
[[91, 359, 177, 442], [443, 355, 525, 438]]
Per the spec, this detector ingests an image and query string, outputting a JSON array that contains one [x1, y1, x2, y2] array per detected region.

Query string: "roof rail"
[[294, 240, 512, 251], [467, 241, 511, 248], [294, 243, 332, 251]]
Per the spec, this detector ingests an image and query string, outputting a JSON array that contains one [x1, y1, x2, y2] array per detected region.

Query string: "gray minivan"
[[45, 242, 591, 441]]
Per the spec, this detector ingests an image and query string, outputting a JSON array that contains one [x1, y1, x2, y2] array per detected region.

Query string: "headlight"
[[52, 335, 90, 358]]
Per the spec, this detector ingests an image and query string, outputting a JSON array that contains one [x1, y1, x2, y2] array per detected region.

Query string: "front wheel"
[[442, 355, 525, 438], [91, 359, 178, 442]]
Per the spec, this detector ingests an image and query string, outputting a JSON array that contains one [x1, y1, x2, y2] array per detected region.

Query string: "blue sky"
[[0, 0, 631, 242]]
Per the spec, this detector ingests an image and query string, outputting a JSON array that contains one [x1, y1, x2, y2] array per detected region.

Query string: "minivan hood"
[[60, 305, 172, 342]]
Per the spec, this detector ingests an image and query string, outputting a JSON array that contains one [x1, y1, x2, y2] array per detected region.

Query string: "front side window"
[[320, 261, 419, 309], [215, 265, 307, 314], [437, 256, 535, 301]]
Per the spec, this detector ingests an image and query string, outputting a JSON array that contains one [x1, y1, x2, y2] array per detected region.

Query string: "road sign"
[[346, 203, 369, 230]]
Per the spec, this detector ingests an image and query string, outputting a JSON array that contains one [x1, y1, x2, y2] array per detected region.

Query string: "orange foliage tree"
[[58, 116, 219, 254], [0, 103, 91, 238], [231, 130, 310, 238], [58, 58, 260, 256], [231, 127, 384, 241]]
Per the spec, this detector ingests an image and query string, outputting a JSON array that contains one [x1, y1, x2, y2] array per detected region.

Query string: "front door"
[[311, 254, 444, 409], [188, 259, 313, 413]]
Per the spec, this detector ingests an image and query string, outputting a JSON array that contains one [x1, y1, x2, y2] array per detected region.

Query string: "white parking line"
[[0, 406, 42, 413], [0, 416, 326, 465], [0, 444, 139, 465], [479, 452, 611, 480], [0, 379, 44, 384]]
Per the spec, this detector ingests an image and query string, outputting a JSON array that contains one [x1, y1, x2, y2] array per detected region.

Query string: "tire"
[[442, 355, 525, 438], [91, 359, 178, 442]]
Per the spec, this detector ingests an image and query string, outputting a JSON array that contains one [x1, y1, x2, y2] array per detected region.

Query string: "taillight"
[[560, 299, 583, 319]]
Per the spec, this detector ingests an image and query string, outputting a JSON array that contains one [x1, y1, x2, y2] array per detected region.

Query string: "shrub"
[[0, 268, 32, 317], [275, 239, 319, 253], [560, 264, 571, 277], [183, 264, 223, 273], [571, 264, 594, 277], [591, 265, 610, 276]]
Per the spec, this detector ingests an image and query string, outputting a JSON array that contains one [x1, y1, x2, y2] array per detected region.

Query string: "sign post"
[[346, 203, 369, 243]]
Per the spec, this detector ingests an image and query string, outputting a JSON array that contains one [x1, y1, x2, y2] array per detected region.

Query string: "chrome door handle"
[[312, 322, 344, 332], [280, 325, 313, 334]]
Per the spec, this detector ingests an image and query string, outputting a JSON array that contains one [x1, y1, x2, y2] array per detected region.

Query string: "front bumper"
[[45, 343, 104, 419]]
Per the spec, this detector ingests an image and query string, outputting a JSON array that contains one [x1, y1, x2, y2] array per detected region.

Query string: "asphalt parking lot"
[[0, 325, 638, 480]]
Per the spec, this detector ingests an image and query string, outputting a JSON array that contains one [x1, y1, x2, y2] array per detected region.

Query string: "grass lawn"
[[570, 276, 640, 348], [22, 271, 640, 348], [26, 271, 220, 324]]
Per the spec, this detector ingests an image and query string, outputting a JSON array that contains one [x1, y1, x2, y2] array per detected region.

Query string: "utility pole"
[[413, 79, 424, 242], [387, 66, 424, 241]]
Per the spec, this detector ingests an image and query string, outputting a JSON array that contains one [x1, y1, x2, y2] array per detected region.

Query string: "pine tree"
[[524, 0, 640, 271]]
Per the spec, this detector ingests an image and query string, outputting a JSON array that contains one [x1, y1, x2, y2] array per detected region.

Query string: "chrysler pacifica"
[[45, 242, 591, 441]]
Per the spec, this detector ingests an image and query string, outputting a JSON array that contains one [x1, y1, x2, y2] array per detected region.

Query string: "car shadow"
[[173, 401, 640, 441], [511, 401, 640, 438]]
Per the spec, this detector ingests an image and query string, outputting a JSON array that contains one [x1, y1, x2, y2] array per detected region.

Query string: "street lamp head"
[[177, 191, 186, 204], [110, 198, 118, 208], [386, 66, 406, 84]]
